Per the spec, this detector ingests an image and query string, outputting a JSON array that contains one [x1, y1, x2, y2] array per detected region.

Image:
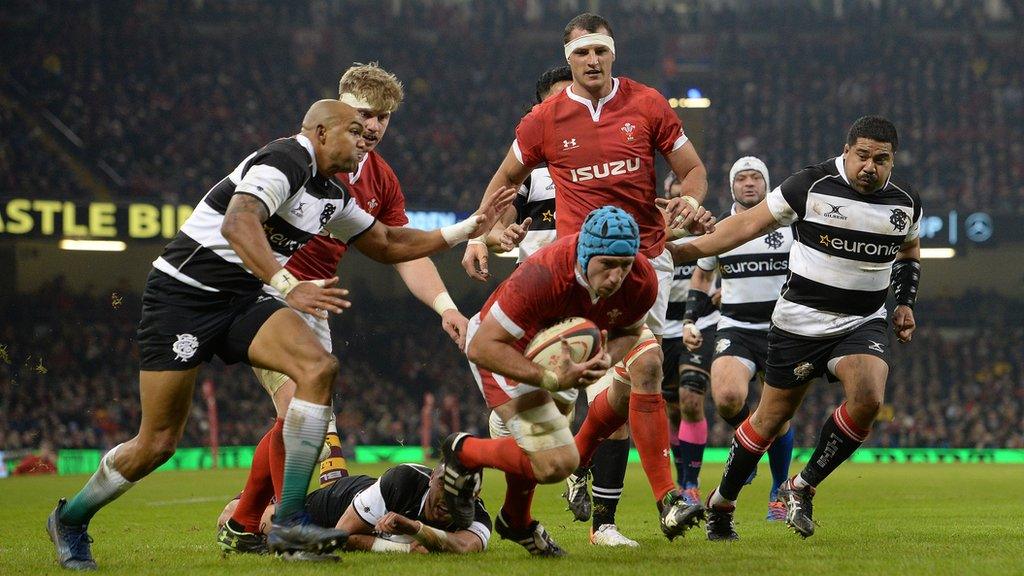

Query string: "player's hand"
[[682, 322, 702, 351], [553, 331, 611, 390], [711, 290, 722, 308], [469, 186, 517, 239], [285, 276, 351, 319], [656, 197, 717, 236], [893, 305, 915, 343], [375, 512, 419, 536], [441, 310, 469, 351], [498, 217, 531, 252], [409, 542, 430, 554], [461, 241, 490, 281]]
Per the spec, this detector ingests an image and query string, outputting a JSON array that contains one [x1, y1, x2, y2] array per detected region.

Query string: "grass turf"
[[3, 462, 1022, 575]]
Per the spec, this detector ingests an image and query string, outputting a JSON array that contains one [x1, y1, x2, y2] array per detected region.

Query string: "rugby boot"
[[681, 486, 702, 507], [47, 498, 97, 571], [590, 524, 639, 547], [440, 432, 483, 530], [495, 512, 566, 557], [267, 511, 347, 557], [705, 497, 739, 541], [561, 469, 592, 522], [766, 500, 787, 522], [658, 490, 705, 541], [777, 478, 816, 538], [217, 521, 269, 555]]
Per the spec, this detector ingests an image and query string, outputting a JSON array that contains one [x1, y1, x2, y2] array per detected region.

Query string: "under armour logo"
[[562, 138, 578, 150], [867, 341, 885, 353]]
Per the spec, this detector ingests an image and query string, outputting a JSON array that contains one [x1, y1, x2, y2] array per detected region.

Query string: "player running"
[[444, 206, 661, 556], [46, 99, 513, 570], [679, 157, 795, 525], [670, 116, 921, 540], [219, 463, 490, 555], [219, 62, 472, 555], [658, 174, 721, 507], [462, 11, 715, 541]]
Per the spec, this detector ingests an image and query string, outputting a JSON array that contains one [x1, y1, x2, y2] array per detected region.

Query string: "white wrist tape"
[[371, 537, 412, 553], [269, 269, 301, 297], [431, 292, 458, 316], [440, 215, 482, 246], [269, 268, 326, 297], [564, 33, 615, 61], [467, 237, 486, 247]]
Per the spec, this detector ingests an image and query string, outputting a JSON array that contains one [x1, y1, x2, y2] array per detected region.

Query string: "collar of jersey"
[[296, 134, 319, 177], [566, 77, 620, 122], [349, 152, 371, 184], [574, 265, 601, 303], [834, 155, 892, 193]]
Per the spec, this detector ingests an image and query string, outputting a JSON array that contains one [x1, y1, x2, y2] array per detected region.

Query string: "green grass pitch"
[[3, 463, 1021, 575]]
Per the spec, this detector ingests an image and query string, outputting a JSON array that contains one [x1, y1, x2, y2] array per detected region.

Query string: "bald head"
[[302, 99, 359, 132], [301, 99, 367, 176]]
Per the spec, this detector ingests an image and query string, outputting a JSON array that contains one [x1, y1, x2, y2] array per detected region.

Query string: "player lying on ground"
[[219, 463, 489, 554], [46, 99, 514, 570]]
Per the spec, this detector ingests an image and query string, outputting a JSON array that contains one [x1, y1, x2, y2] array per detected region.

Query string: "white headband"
[[339, 92, 374, 111], [563, 33, 615, 61]]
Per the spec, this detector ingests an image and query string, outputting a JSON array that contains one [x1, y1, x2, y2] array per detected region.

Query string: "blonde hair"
[[338, 62, 404, 113]]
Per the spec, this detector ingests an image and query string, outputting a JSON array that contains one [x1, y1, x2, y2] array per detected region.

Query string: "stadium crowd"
[[1, 283, 1021, 455], [1, 0, 1021, 213]]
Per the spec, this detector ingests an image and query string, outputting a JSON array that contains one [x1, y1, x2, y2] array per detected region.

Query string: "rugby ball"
[[524, 317, 602, 370]]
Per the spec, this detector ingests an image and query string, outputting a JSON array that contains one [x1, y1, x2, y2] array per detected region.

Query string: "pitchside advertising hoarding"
[[0, 197, 1010, 248], [0, 198, 466, 239]]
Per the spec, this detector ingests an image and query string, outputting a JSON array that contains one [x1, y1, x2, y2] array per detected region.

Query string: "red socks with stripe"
[[231, 418, 284, 533], [718, 418, 771, 501], [458, 436, 537, 481], [574, 388, 628, 467], [797, 402, 869, 486]]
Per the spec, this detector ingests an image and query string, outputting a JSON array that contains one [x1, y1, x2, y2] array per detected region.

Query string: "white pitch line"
[[146, 496, 225, 506]]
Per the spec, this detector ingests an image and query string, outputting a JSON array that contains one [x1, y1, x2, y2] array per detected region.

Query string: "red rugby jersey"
[[479, 234, 658, 352], [513, 77, 687, 259], [286, 150, 409, 280]]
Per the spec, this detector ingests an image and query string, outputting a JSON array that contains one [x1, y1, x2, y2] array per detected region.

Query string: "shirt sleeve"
[[350, 479, 387, 527], [512, 107, 546, 168], [465, 500, 492, 549], [697, 255, 718, 271], [234, 150, 309, 215], [323, 198, 376, 243], [766, 184, 800, 226], [648, 94, 688, 156]]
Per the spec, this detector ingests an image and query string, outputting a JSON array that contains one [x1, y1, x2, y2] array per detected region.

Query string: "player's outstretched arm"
[[350, 185, 515, 264], [668, 199, 776, 265], [394, 259, 469, 350], [663, 141, 709, 220], [461, 204, 517, 281]]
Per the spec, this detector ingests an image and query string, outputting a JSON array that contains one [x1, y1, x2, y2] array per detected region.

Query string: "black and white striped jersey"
[[665, 235, 720, 337], [153, 135, 375, 294], [513, 167, 557, 263], [697, 205, 792, 331], [766, 156, 921, 337]]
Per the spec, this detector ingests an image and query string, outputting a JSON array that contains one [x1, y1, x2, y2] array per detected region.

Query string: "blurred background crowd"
[[1, 0, 1022, 467], [2, 0, 1022, 212]]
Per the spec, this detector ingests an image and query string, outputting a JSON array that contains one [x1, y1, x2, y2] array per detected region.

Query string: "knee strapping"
[[507, 403, 573, 452]]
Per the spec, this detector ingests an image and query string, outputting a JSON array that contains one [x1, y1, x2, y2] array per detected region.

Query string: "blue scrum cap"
[[577, 206, 640, 271]]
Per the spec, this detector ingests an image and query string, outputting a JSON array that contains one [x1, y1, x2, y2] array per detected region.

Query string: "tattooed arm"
[[219, 193, 280, 283]]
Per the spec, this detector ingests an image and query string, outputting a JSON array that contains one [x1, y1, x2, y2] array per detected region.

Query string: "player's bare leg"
[[449, 391, 570, 556], [779, 355, 887, 537], [247, 309, 347, 557], [706, 381, 809, 540], [50, 368, 198, 570]]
